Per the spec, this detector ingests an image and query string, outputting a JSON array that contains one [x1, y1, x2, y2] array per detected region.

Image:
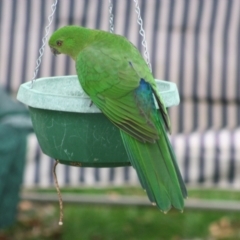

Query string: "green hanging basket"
[[17, 75, 180, 168]]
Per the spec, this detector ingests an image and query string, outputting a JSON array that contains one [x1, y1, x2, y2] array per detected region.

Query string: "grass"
[[62, 204, 240, 240], [1, 188, 240, 240]]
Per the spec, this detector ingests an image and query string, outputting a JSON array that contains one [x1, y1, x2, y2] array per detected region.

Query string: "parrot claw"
[[89, 101, 93, 107]]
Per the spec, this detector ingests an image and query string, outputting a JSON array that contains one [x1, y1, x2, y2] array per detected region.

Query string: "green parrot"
[[48, 25, 187, 212]]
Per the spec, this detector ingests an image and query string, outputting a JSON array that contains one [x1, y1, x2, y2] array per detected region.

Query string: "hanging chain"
[[31, 0, 58, 88], [30, 0, 151, 87], [108, 0, 114, 33], [134, 0, 152, 72]]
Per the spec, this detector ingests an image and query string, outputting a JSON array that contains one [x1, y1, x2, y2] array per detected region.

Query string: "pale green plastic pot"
[[17, 75, 180, 167]]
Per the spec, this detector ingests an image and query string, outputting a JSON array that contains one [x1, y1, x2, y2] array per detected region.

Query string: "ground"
[[1, 188, 240, 240]]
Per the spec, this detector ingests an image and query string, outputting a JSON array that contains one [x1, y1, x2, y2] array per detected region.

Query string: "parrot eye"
[[56, 40, 63, 46]]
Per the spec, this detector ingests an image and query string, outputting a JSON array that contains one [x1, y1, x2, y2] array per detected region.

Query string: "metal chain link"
[[31, 0, 58, 88], [134, 0, 152, 72], [108, 0, 114, 33]]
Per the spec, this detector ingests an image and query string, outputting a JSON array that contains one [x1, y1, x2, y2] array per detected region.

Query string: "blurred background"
[[0, 0, 240, 239]]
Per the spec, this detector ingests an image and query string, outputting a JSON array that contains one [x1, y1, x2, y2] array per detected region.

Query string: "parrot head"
[[48, 25, 87, 60], [48, 26, 68, 55]]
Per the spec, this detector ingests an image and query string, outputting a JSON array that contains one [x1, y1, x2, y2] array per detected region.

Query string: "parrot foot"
[[89, 101, 93, 107]]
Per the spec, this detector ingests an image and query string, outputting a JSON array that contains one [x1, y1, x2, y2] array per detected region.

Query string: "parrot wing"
[[76, 42, 167, 143]]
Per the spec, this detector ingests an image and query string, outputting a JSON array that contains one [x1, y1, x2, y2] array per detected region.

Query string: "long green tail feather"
[[120, 114, 186, 212], [165, 135, 188, 199]]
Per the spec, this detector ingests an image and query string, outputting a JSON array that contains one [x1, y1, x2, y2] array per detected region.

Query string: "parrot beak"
[[50, 47, 61, 56]]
